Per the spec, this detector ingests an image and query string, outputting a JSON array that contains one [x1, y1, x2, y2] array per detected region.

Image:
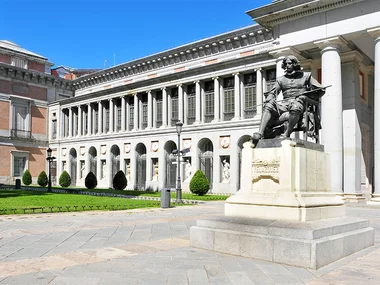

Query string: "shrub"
[[22, 169, 32, 186], [113, 170, 127, 190], [85, 171, 97, 189], [37, 170, 48, 187], [59, 170, 71, 187], [189, 169, 210, 196]]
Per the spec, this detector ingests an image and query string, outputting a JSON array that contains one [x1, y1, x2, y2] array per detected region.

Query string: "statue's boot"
[[283, 111, 301, 137], [252, 111, 272, 144]]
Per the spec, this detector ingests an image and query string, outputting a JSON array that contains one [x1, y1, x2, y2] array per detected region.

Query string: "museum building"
[[4, 0, 378, 202]]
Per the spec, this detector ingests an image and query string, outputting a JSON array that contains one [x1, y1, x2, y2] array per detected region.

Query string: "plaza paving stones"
[[0, 202, 380, 284]]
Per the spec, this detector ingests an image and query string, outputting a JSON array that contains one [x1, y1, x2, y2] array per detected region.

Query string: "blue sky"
[[1, 0, 272, 69]]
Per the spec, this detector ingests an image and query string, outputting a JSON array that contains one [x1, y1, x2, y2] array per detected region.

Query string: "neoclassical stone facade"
[[49, 0, 380, 199]]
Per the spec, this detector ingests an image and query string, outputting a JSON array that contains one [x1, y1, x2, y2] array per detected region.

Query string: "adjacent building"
[[0, 40, 73, 184]]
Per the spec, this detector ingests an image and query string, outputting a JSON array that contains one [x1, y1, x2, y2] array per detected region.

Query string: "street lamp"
[[46, 148, 56, 192], [175, 121, 183, 203]]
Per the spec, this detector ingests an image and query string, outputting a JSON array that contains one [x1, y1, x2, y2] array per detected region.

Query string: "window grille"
[[13, 157, 26, 177]]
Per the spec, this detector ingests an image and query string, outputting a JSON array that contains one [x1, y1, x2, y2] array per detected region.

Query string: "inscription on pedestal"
[[252, 158, 280, 183]]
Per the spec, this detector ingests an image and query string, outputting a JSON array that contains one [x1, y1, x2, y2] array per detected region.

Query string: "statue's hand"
[[264, 95, 275, 103]]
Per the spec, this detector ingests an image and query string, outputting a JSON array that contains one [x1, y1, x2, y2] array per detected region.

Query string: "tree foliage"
[[113, 170, 128, 190], [22, 169, 32, 186], [189, 169, 209, 196], [85, 171, 97, 189], [37, 170, 48, 187], [59, 170, 71, 187]]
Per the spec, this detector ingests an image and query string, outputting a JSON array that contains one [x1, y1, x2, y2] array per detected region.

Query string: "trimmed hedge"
[[189, 169, 209, 196], [22, 169, 32, 186], [85, 171, 97, 189], [113, 170, 127, 190], [59, 170, 71, 187], [37, 171, 48, 187]]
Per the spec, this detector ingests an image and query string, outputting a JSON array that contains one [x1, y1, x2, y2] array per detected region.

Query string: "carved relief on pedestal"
[[252, 158, 280, 183]]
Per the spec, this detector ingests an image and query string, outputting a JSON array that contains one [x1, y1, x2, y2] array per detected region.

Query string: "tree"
[[22, 169, 32, 186], [59, 170, 71, 187], [37, 170, 48, 187], [85, 171, 97, 189], [189, 169, 210, 196], [113, 170, 127, 190]]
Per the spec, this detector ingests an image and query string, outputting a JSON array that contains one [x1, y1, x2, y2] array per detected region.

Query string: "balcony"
[[11, 129, 31, 139]]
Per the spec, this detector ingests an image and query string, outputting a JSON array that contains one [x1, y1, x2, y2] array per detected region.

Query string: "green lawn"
[[16, 185, 230, 201], [0, 189, 175, 215]]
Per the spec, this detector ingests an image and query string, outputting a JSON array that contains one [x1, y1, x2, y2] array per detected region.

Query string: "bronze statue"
[[252, 55, 326, 144]]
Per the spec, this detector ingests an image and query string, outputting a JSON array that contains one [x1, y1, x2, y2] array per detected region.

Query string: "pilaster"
[[161, 87, 168, 128], [147, 90, 152, 129], [121, 96, 126, 131], [232, 73, 241, 121], [212, 77, 220, 122]]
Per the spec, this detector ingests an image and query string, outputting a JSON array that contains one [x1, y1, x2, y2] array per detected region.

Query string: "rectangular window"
[[14, 157, 26, 177], [204, 80, 214, 123], [62, 161, 67, 172], [155, 91, 162, 128], [94, 108, 98, 133], [83, 111, 88, 135], [243, 72, 257, 119], [117, 103, 121, 131], [359, 71, 365, 99], [142, 103, 148, 129], [129, 105, 134, 130], [12, 103, 30, 139], [187, 84, 196, 125], [11, 56, 27, 69], [171, 87, 179, 126], [223, 77, 234, 121], [105, 108, 109, 132]]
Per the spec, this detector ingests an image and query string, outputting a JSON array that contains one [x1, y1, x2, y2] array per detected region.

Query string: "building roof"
[[0, 40, 49, 61]]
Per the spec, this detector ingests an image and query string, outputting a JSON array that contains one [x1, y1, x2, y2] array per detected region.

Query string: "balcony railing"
[[11, 129, 31, 139]]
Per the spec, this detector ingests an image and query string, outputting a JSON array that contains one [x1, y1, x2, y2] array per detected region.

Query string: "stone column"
[[342, 57, 364, 202], [256, 68, 263, 117], [195, 80, 201, 124], [121, 96, 126, 131], [87, 103, 92, 136], [78, 105, 82, 136], [147, 90, 152, 129], [109, 99, 114, 133], [233, 73, 241, 120], [162, 87, 168, 127], [368, 27, 380, 203], [97, 101, 102, 135], [178, 84, 184, 123], [315, 37, 345, 193], [68, 107, 73, 137], [212, 77, 220, 122], [133, 93, 138, 131]]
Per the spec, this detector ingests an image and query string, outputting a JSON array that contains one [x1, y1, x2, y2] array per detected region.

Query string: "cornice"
[[246, 0, 365, 29], [72, 25, 273, 90], [0, 62, 74, 91], [0, 48, 52, 66]]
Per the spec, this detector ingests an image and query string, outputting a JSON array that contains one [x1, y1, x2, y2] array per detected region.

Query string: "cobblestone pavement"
[[0, 201, 380, 284]]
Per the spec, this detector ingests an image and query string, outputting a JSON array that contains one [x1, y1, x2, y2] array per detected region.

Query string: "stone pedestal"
[[190, 139, 374, 269]]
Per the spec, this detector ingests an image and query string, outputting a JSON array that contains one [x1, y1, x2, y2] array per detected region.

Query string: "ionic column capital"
[[368, 27, 380, 41], [314, 36, 349, 53]]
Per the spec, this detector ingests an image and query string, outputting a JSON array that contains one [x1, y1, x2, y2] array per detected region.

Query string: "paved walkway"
[[0, 201, 380, 285]]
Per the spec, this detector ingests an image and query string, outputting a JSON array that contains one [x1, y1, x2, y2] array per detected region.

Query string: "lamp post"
[[175, 121, 183, 203], [46, 148, 56, 192]]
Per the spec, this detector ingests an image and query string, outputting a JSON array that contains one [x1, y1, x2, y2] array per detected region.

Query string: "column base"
[[211, 119, 220, 123], [343, 193, 366, 203], [159, 125, 167, 129], [368, 194, 380, 204], [231, 117, 241, 122]]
